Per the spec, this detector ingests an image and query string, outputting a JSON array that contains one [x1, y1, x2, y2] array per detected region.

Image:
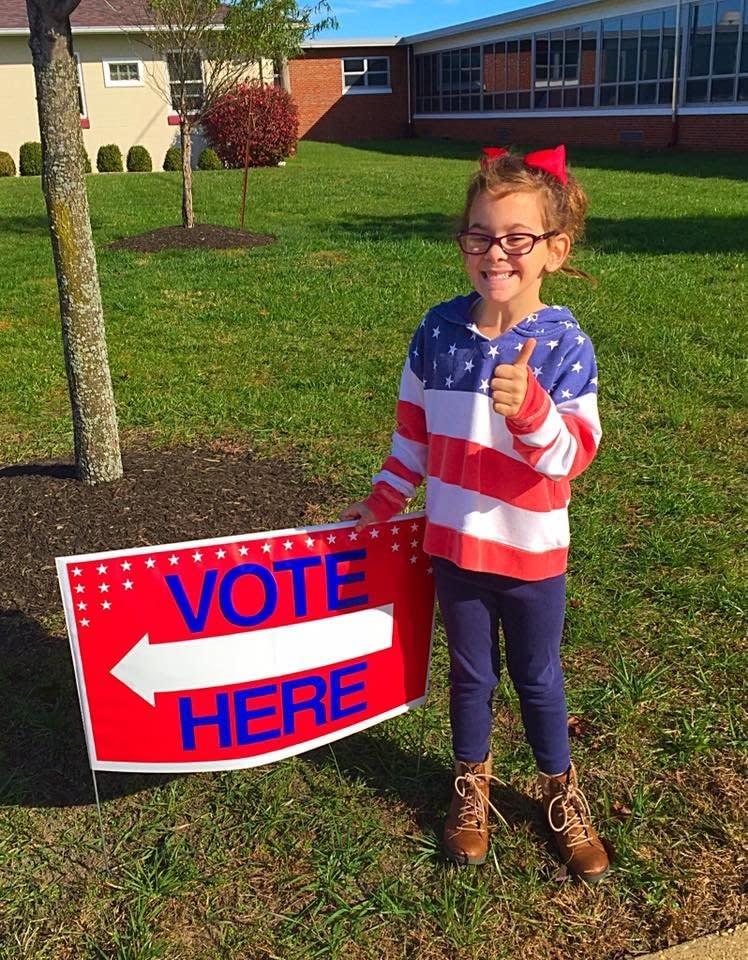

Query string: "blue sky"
[[316, 1, 541, 41]]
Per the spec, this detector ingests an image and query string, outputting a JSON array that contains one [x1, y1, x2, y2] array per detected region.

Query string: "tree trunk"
[[180, 119, 194, 229], [26, 1, 122, 484]]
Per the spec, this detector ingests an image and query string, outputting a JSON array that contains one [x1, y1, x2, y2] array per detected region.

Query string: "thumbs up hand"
[[490, 338, 536, 417]]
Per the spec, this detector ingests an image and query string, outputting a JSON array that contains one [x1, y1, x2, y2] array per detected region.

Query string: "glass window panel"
[[662, 10, 677, 78], [471, 47, 480, 67], [367, 72, 388, 86], [620, 15, 640, 82], [111, 62, 139, 82], [580, 24, 597, 86], [563, 86, 579, 106], [550, 33, 564, 81], [518, 37, 532, 88], [494, 92, 507, 109], [618, 82, 636, 103], [710, 76, 736, 98], [599, 83, 617, 104], [713, 2, 740, 73], [534, 89, 549, 108], [658, 80, 674, 102], [742, 3, 748, 71], [345, 74, 366, 87], [344, 58, 365, 71], [518, 91, 531, 108], [638, 81, 657, 102], [506, 91, 518, 109], [549, 88, 562, 106], [689, 3, 715, 75], [640, 13, 660, 80], [602, 19, 620, 83], [461, 48, 470, 69], [368, 57, 388, 71], [580, 86, 595, 106], [686, 78, 709, 99], [738, 77, 748, 99]]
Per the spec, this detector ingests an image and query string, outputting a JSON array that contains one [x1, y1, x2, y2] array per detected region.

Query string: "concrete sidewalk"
[[639, 924, 748, 959]]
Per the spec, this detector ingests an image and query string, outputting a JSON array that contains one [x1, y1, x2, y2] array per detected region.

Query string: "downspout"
[[406, 43, 413, 137], [669, 0, 682, 147]]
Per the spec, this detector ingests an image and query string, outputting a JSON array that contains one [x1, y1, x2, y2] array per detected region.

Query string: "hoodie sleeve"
[[505, 332, 601, 482], [363, 322, 428, 521]]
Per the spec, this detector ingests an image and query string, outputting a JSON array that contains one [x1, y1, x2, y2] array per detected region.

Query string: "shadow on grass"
[[341, 138, 748, 180], [0, 609, 175, 808], [305, 725, 549, 845], [324, 210, 746, 255]]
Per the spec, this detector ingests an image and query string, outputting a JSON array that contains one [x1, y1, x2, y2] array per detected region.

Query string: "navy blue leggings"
[[433, 557, 570, 774]]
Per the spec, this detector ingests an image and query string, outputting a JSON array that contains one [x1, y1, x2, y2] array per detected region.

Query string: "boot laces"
[[454, 770, 508, 831], [547, 781, 595, 849]]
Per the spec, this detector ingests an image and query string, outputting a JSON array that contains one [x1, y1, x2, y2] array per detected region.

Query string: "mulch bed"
[[0, 445, 337, 622], [108, 223, 275, 253]]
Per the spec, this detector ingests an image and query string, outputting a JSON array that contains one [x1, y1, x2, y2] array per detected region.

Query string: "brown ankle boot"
[[539, 763, 610, 883], [443, 756, 495, 866]]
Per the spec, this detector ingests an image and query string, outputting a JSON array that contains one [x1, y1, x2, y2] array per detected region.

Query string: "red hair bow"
[[480, 144, 568, 185]]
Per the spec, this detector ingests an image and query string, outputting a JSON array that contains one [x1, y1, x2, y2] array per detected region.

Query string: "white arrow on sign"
[[110, 603, 394, 705]]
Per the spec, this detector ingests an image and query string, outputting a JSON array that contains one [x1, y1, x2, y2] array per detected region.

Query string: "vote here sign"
[[56, 514, 435, 773]]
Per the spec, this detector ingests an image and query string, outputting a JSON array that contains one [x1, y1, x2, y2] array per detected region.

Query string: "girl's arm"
[[504, 336, 601, 482]]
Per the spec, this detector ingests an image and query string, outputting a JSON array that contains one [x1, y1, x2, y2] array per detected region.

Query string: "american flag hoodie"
[[363, 292, 601, 581]]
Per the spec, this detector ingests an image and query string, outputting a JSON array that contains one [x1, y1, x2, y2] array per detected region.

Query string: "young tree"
[[25, 1, 123, 483], [144, 0, 335, 229]]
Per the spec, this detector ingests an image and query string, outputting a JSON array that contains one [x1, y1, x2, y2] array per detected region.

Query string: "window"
[[534, 27, 584, 107], [686, 0, 745, 103], [600, 8, 679, 106], [483, 39, 531, 111], [75, 54, 87, 120], [103, 59, 143, 87], [166, 52, 204, 112], [342, 56, 390, 92]]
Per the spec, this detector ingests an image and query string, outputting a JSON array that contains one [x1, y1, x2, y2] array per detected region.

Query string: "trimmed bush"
[[97, 144, 123, 173], [19, 141, 42, 176], [0, 151, 15, 177], [198, 147, 222, 171], [82, 148, 92, 174], [127, 145, 152, 172], [201, 82, 298, 169], [163, 146, 182, 171]]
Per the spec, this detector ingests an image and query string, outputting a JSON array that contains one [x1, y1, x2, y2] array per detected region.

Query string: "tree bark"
[[180, 119, 194, 229], [26, 1, 123, 484]]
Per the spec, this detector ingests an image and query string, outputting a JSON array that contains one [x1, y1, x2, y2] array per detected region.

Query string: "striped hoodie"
[[363, 292, 601, 581]]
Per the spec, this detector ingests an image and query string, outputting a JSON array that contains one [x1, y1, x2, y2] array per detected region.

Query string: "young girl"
[[341, 145, 609, 882]]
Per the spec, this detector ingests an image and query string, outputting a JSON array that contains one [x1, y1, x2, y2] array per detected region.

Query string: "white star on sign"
[[216, 548, 226, 559], [532, 366, 543, 376], [348, 531, 359, 541], [97, 564, 107, 575], [145, 558, 156, 569], [75, 585, 85, 594], [411, 539, 419, 547], [427, 567, 433, 575], [464, 358, 474, 372], [239, 545, 249, 556], [561, 389, 573, 399], [448, 343, 457, 356], [305, 537, 315, 548], [169, 555, 179, 566], [548, 340, 559, 350], [571, 361, 583, 373], [480, 379, 489, 392], [327, 534, 336, 544], [99, 583, 110, 593], [411, 522, 418, 531], [102, 601, 111, 611], [488, 345, 499, 358], [192, 551, 203, 562], [432, 325, 440, 339], [391, 525, 399, 535], [72, 567, 82, 577], [77, 602, 87, 611], [391, 543, 400, 552], [369, 528, 380, 538], [81, 618, 90, 627], [283, 540, 293, 550], [410, 555, 418, 564], [121, 560, 132, 571], [576, 335, 586, 345], [445, 375, 453, 388], [262, 543, 271, 554], [123, 580, 133, 591]]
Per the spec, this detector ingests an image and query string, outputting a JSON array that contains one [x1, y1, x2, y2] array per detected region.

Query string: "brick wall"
[[289, 46, 410, 141], [413, 113, 748, 151]]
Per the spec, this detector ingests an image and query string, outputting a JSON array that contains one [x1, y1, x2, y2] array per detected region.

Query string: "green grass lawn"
[[0, 141, 746, 959]]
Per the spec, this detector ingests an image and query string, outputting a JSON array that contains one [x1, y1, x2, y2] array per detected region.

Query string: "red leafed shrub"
[[202, 83, 298, 168]]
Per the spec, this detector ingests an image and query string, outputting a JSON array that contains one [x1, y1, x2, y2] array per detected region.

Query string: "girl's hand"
[[340, 501, 377, 533], [490, 338, 536, 417]]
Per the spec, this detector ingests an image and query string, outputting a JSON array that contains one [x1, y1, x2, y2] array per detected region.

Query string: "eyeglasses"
[[456, 230, 558, 256]]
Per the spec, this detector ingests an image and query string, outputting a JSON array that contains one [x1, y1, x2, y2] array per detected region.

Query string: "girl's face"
[[462, 190, 569, 315]]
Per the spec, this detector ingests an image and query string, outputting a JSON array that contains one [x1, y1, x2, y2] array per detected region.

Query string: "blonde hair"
[[460, 151, 592, 282]]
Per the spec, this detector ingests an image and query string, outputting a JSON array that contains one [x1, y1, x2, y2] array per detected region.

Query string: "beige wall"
[[0, 32, 265, 172]]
